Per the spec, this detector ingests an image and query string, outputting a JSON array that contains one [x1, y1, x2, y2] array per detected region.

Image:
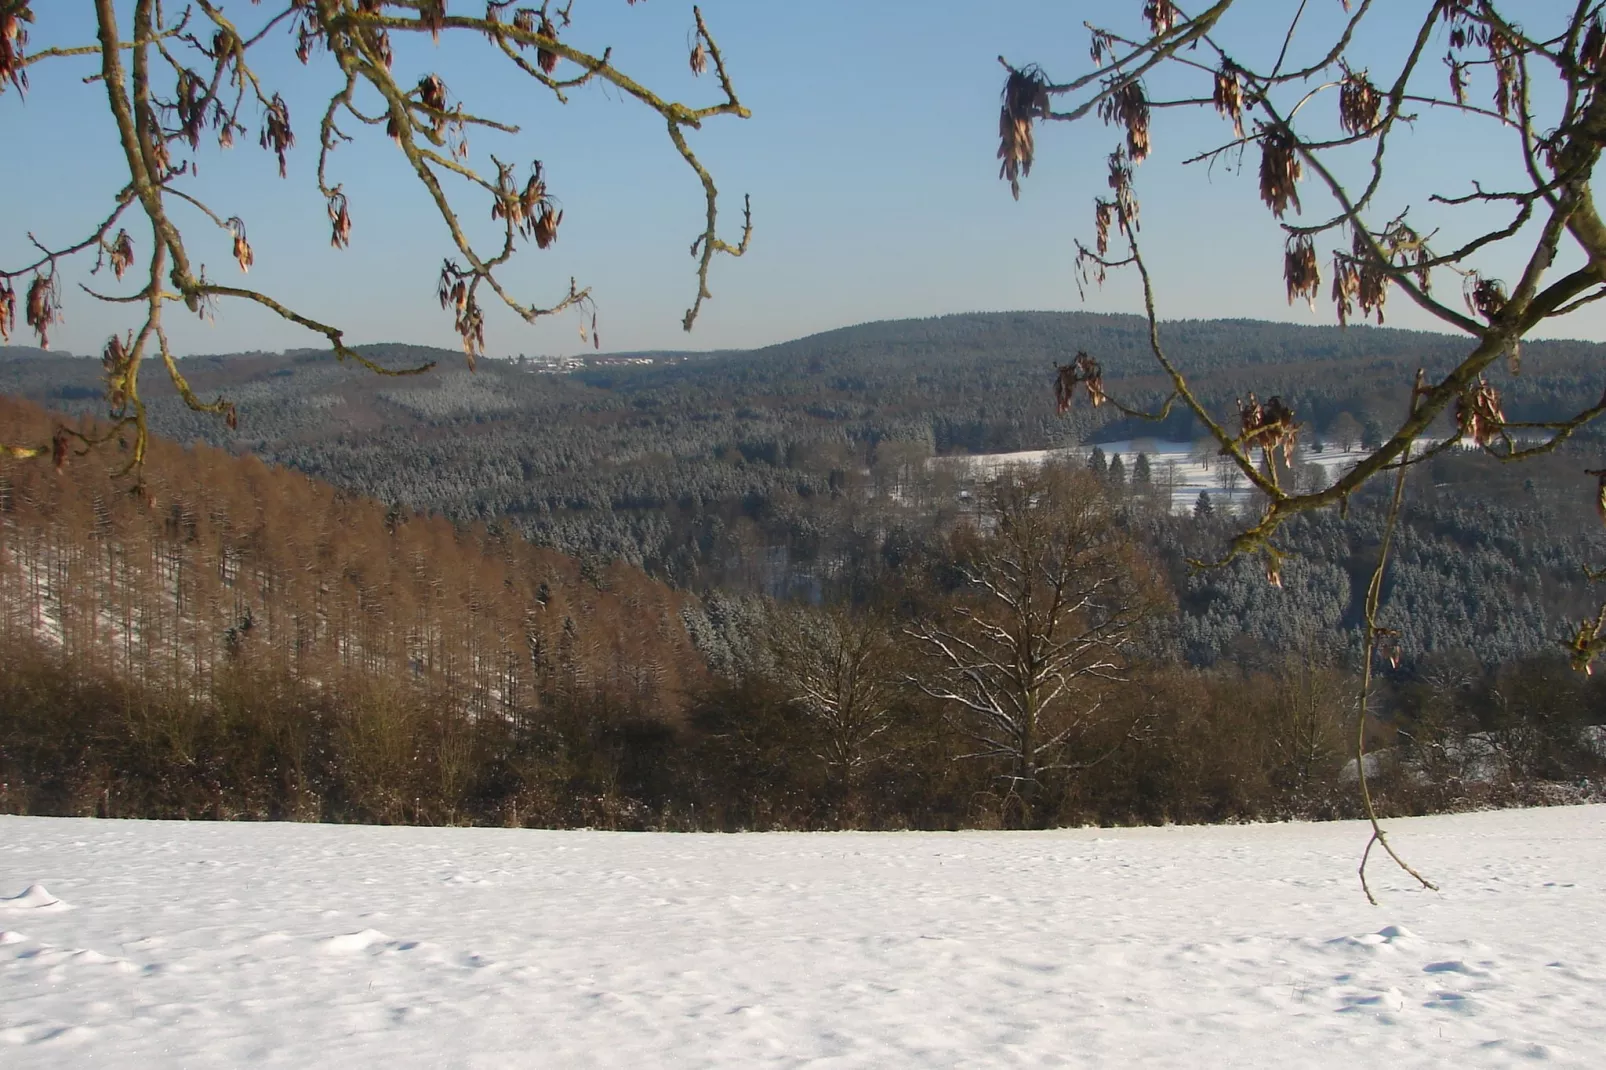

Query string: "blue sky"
[[3, 1, 1599, 357]]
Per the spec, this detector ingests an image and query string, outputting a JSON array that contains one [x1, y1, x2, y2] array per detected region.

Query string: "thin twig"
[[1355, 372, 1437, 906]]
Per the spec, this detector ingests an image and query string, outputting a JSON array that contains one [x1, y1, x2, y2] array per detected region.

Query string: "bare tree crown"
[[910, 465, 1166, 818]]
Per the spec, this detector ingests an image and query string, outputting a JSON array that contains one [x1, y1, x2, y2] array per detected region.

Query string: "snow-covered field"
[[3, 807, 1604, 1067], [937, 439, 1379, 514]]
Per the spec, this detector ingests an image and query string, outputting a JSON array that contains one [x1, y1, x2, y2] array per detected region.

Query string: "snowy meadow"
[[933, 438, 1378, 515], [2, 806, 1603, 1067]]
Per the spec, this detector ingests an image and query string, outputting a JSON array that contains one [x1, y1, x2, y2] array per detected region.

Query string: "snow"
[[2, 807, 1604, 1067], [937, 439, 1398, 514]]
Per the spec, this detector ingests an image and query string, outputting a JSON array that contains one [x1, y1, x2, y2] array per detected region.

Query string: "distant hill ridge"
[[9, 307, 1603, 368], [5, 311, 1604, 589]]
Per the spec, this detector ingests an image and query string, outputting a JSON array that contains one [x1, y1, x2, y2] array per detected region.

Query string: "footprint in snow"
[[322, 929, 392, 953], [0, 885, 70, 913], [322, 929, 422, 954], [1424, 960, 1491, 977], [1328, 924, 1418, 952]]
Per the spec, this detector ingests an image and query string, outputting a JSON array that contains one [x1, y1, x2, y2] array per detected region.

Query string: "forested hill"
[[0, 393, 706, 823], [7, 349, 1606, 827], [5, 312, 1606, 665], [584, 310, 1604, 421], [5, 308, 1604, 502], [6, 310, 1604, 450]]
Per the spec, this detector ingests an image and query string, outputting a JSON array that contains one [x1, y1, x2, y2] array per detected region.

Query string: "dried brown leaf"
[[1213, 63, 1244, 138], [1338, 65, 1381, 137], [1258, 126, 1302, 217], [1284, 234, 1319, 310], [1098, 79, 1151, 164], [998, 67, 1049, 200]]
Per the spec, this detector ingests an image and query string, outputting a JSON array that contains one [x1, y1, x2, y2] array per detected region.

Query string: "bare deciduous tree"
[[1266, 641, 1352, 796], [765, 602, 906, 803], [909, 464, 1165, 822], [0, 1, 750, 475]]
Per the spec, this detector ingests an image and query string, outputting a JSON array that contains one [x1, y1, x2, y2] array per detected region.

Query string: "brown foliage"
[[0, 2, 29, 96], [1098, 78, 1151, 164], [1282, 233, 1319, 310], [1455, 376, 1505, 447], [998, 67, 1049, 200], [0, 395, 706, 818], [1337, 65, 1381, 137], [229, 220, 254, 274], [1143, 1, 1180, 38], [1331, 227, 1388, 326], [1257, 126, 1302, 218], [537, 14, 560, 75], [1237, 391, 1299, 467], [108, 229, 135, 281], [23, 273, 58, 348], [258, 93, 294, 179], [1054, 351, 1106, 413], [1582, 16, 1606, 73], [1213, 62, 1244, 137], [326, 189, 352, 250], [0, 278, 15, 343], [1465, 274, 1507, 321]]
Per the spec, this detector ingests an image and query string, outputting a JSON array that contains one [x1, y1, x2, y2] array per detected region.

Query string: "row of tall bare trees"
[[0, 394, 704, 821]]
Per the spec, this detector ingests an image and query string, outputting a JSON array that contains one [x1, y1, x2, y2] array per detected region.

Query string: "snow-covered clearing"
[[936, 439, 1378, 514], [2, 807, 1603, 1067]]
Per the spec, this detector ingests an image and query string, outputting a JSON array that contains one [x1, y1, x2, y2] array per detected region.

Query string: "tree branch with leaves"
[[0, 0, 751, 483], [1000, 0, 1606, 889]]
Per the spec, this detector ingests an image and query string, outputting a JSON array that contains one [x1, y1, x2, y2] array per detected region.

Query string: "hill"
[[0, 394, 704, 825], [4, 387, 1605, 832], [5, 313, 1606, 667]]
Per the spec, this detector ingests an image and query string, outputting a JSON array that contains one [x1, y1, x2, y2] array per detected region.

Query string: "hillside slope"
[[0, 394, 705, 823], [6, 313, 1605, 662]]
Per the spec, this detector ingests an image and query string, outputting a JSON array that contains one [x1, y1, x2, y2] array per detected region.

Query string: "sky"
[[3, 1, 1602, 358]]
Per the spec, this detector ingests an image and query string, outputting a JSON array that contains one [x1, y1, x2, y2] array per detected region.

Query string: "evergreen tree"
[[1194, 491, 1214, 519], [1088, 446, 1108, 479], [1133, 452, 1152, 486], [1107, 454, 1126, 488]]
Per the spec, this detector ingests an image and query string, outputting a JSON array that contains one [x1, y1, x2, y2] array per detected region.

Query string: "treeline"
[[0, 395, 703, 824], [5, 312, 1604, 609], [6, 609, 1601, 830], [3, 412, 1601, 830], [1168, 443, 1606, 669]]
